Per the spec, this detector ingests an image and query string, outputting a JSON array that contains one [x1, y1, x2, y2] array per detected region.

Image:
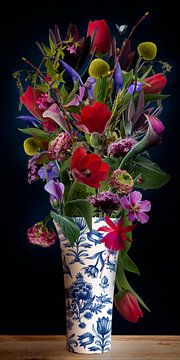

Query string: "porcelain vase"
[[55, 217, 118, 354]]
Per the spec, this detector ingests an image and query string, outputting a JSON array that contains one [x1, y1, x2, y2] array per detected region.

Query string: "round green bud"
[[88, 59, 110, 79], [137, 42, 157, 61]]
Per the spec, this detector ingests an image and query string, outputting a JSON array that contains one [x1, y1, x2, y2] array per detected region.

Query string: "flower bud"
[[143, 73, 167, 94], [114, 291, 143, 323], [90, 132, 102, 147]]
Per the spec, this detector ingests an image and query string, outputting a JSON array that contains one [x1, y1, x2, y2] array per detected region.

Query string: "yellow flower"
[[137, 42, 157, 61], [23, 137, 39, 156], [88, 59, 110, 79]]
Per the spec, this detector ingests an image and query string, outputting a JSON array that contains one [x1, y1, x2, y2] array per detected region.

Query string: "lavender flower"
[[44, 179, 64, 207], [28, 154, 40, 184], [89, 191, 121, 213], [38, 161, 59, 181], [107, 138, 136, 157]]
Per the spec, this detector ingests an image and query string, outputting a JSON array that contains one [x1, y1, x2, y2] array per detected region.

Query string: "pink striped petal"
[[136, 211, 149, 224], [139, 200, 151, 212], [129, 191, 142, 205]]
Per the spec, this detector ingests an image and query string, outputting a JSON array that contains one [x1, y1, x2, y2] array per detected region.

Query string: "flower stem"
[[66, 180, 77, 203]]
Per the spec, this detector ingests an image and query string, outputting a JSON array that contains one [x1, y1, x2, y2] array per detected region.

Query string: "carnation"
[[27, 221, 57, 247], [88, 191, 121, 213], [107, 138, 136, 157], [49, 132, 72, 161]]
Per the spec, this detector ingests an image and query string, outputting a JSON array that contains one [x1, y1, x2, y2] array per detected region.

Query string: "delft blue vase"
[[55, 217, 118, 354]]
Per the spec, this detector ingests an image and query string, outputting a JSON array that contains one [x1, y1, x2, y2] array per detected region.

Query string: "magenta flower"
[[65, 86, 85, 107], [120, 191, 151, 224], [44, 180, 64, 206], [27, 222, 57, 247]]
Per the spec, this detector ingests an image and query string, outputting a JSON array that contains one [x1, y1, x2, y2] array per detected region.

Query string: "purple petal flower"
[[121, 191, 151, 224], [85, 77, 96, 98], [43, 103, 71, 135], [16, 116, 40, 127], [128, 81, 142, 94], [44, 180, 64, 203], [113, 62, 123, 93], [66, 86, 85, 106], [60, 60, 83, 85], [38, 161, 59, 181]]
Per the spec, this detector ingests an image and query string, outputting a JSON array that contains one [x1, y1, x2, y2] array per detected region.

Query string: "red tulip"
[[114, 292, 143, 323], [143, 74, 167, 94], [70, 147, 109, 188], [20, 87, 58, 132], [72, 102, 111, 134], [87, 20, 111, 55]]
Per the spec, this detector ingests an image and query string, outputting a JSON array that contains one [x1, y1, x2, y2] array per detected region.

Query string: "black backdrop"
[[0, 0, 179, 335]]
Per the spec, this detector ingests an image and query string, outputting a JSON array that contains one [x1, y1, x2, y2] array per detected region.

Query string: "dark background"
[[0, 0, 179, 335]]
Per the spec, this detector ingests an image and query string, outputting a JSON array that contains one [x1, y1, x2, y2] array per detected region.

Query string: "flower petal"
[[129, 191, 142, 205], [136, 211, 149, 224], [139, 200, 151, 212], [120, 195, 130, 210]]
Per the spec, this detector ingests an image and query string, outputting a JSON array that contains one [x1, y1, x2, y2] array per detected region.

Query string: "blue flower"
[[100, 275, 109, 289], [84, 311, 93, 319], [84, 265, 99, 278], [70, 274, 93, 301], [97, 317, 111, 336], [78, 332, 95, 348], [79, 322, 86, 329]]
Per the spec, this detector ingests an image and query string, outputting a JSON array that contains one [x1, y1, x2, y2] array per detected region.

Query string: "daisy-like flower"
[[27, 222, 57, 247], [120, 191, 151, 224], [98, 215, 136, 251], [109, 169, 134, 194]]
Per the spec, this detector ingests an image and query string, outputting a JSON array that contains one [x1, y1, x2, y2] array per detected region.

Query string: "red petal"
[[97, 226, 112, 232], [104, 215, 117, 230], [70, 147, 86, 171]]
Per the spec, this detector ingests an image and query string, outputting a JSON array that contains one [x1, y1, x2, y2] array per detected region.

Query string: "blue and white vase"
[[55, 217, 118, 354]]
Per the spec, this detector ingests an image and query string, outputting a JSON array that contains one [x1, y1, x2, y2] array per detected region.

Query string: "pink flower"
[[121, 191, 151, 224], [114, 292, 143, 323], [98, 215, 136, 251], [49, 132, 73, 161], [27, 222, 57, 247], [67, 44, 77, 54]]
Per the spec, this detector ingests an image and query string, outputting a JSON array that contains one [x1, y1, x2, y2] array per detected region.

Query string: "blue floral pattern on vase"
[[56, 217, 118, 354]]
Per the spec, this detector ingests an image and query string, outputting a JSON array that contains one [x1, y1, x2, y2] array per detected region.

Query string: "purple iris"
[[121, 191, 151, 224], [44, 179, 64, 206], [128, 81, 142, 94], [38, 161, 59, 181]]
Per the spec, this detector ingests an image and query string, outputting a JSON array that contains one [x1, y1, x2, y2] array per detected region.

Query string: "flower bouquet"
[[14, 13, 171, 354]]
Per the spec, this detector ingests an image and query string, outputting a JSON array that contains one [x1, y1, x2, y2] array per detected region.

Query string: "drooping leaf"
[[18, 128, 52, 140], [132, 156, 171, 190], [51, 211, 80, 246], [116, 253, 150, 312], [122, 254, 140, 275], [64, 199, 94, 230]]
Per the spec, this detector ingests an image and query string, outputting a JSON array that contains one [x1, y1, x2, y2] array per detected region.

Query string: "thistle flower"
[[27, 221, 57, 247], [88, 191, 121, 213], [107, 138, 136, 157], [137, 42, 157, 61], [88, 59, 110, 79], [49, 132, 72, 161], [109, 169, 134, 194]]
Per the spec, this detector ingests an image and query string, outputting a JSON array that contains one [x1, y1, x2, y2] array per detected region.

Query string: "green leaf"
[[41, 43, 52, 56], [64, 81, 79, 104], [94, 76, 109, 102], [116, 253, 150, 312], [18, 128, 52, 141], [64, 199, 93, 230], [123, 70, 134, 88], [45, 59, 56, 77], [144, 93, 170, 103], [59, 158, 70, 174], [35, 83, 49, 93], [59, 85, 68, 103], [122, 254, 140, 275], [132, 156, 171, 190], [51, 211, 80, 246], [49, 34, 56, 55]]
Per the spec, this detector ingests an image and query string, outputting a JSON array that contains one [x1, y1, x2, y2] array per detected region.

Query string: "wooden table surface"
[[0, 335, 179, 360]]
